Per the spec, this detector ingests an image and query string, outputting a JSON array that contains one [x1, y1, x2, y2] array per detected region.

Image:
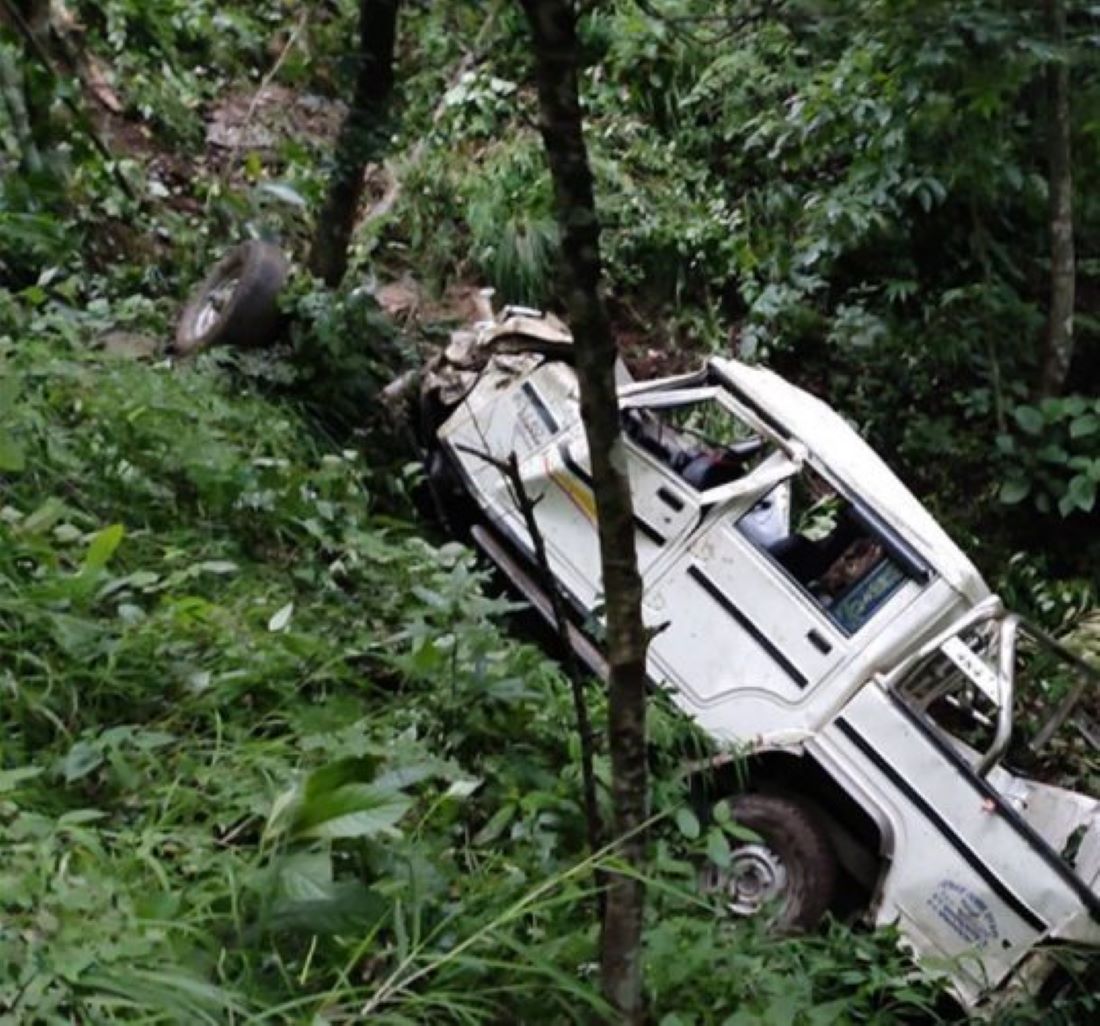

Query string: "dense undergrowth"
[[1, 0, 1099, 1023], [1, 300, 968, 1024]]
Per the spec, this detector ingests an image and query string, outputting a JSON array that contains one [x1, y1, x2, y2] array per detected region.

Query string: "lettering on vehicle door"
[[927, 879, 1001, 949]]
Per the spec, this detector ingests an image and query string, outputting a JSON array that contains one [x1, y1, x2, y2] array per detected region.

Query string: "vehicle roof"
[[709, 356, 990, 602]]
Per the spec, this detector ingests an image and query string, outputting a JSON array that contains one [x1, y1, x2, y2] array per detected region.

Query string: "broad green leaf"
[[276, 852, 334, 902], [83, 524, 125, 572], [19, 497, 65, 534], [723, 819, 765, 844], [706, 827, 731, 869], [473, 802, 516, 845], [722, 1011, 765, 1026], [291, 783, 411, 841], [1012, 405, 1044, 435], [0, 766, 43, 793], [1038, 444, 1069, 465], [0, 429, 25, 472], [0, 377, 18, 414], [61, 740, 105, 783], [999, 478, 1030, 505], [675, 806, 701, 840], [807, 998, 850, 1026], [304, 756, 381, 800], [47, 611, 103, 654], [1066, 475, 1097, 514], [763, 992, 800, 1026], [1070, 414, 1099, 439]]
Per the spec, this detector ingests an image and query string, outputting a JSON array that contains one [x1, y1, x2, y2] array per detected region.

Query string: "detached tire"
[[701, 792, 837, 933], [175, 241, 289, 355]]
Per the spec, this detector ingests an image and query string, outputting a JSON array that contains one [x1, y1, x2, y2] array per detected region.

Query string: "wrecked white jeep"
[[418, 306, 1100, 1009]]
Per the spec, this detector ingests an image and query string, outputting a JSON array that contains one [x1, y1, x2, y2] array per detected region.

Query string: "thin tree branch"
[[222, 10, 309, 183], [456, 442, 606, 876]]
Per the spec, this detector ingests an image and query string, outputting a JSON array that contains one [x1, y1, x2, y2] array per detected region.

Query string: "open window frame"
[[617, 383, 805, 509]]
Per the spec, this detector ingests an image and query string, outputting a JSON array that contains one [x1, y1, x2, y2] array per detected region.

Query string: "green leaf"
[[303, 756, 381, 799], [1013, 405, 1044, 435], [1065, 475, 1096, 515], [762, 992, 800, 1026], [1070, 414, 1099, 439], [0, 765, 44, 793], [60, 740, 105, 783], [999, 478, 1031, 505], [807, 999, 850, 1026], [18, 498, 65, 535], [722, 1011, 765, 1026], [276, 852, 334, 902], [675, 806, 701, 840], [0, 429, 25, 472], [723, 819, 764, 844], [268, 601, 294, 632], [474, 803, 516, 845], [292, 783, 411, 841], [83, 524, 125, 572], [706, 827, 731, 869], [0, 376, 18, 414], [1039, 397, 1064, 419]]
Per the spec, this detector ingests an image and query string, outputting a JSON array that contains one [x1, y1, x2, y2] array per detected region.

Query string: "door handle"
[[656, 486, 684, 512], [807, 629, 833, 655]]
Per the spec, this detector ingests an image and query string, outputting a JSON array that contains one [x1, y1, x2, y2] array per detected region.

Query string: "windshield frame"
[[883, 599, 1100, 778]]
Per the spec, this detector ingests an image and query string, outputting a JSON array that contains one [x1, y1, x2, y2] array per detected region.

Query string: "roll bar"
[[881, 597, 1100, 777]]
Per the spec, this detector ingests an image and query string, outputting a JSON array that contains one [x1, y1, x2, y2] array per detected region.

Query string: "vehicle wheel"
[[699, 792, 837, 932], [174, 241, 289, 355]]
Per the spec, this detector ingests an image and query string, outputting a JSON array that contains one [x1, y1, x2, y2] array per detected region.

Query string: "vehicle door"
[[492, 362, 672, 609], [644, 440, 929, 718]]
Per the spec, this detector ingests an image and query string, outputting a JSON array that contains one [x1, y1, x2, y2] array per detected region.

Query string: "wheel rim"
[[193, 274, 240, 337], [704, 843, 789, 917]]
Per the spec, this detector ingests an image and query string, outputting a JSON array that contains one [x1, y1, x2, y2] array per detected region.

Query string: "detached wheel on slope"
[[175, 241, 289, 355], [700, 792, 837, 932]]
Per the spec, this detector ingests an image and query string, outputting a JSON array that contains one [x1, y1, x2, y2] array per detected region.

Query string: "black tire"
[[702, 792, 837, 932], [175, 241, 289, 355]]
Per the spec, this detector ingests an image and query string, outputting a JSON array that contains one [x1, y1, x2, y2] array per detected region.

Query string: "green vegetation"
[[1, 294, 966, 1023], [1, 0, 1098, 1022]]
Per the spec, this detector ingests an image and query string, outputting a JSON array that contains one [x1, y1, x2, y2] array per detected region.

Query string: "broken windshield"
[[622, 395, 775, 492]]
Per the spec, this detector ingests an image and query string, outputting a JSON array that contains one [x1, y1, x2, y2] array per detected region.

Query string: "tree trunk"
[[1039, 0, 1074, 397], [0, 39, 41, 173], [308, 0, 399, 287], [518, 2, 649, 1022], [0, 0, 52, 170]]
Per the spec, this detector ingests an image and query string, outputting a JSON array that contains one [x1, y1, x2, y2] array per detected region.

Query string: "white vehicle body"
[[425, 309, 1100, 1008]]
